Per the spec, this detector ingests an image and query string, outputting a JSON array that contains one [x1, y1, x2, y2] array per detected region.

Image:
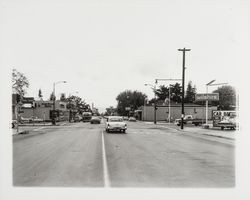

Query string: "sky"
[[1, 0, 249, 113]]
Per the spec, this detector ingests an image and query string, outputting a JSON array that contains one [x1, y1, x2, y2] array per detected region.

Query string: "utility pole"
[[52, 81, 67, 125], [154, 80, 157, 124], [178, 48, 191, 129]]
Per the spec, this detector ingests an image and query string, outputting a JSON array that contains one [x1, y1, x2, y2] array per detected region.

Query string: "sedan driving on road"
[[90, 116, 101, 124], [105, 116, 127, 133]]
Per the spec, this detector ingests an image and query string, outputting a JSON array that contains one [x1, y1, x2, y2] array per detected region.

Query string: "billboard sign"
[[195, 93, 219, 101], [212, 110, 237, 127], [22, 97, 34, 103]]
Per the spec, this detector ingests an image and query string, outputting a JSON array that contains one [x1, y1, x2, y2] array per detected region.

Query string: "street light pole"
[[144, 83, 157, 124], [178, 48, 191, 129], [205, 80, 216, 125], [52, 81, 67, 125], [155, 79, 182, 124], [169, 84, 171, 123], [52, 82, 56, 125]]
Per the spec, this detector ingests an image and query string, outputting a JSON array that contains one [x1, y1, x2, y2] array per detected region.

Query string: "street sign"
[[195, 93, 219, 101], [22, 97, 34, 103]]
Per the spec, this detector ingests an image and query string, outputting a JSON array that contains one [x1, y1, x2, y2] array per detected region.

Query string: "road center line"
[[101, 131, 110, 187], [33, 127, 45, 131]]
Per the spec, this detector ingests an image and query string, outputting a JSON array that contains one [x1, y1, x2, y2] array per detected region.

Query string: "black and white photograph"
[[0, 0, 250, 200]]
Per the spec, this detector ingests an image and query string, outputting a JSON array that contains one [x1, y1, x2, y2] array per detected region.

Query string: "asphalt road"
[[13, 120, 235, 187]]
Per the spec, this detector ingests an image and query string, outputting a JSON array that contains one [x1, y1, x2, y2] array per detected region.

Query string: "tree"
[[38, 89, 43, 99], [12, 69, 29, 97], [105, 106, 117, 116], [212, 85, 236, 110], [155, 85, 169, 101], [150, 82, 182, 105], [170, 83, 182, 103], [184, 81, 196, 103], [49, 92, 55, 101], [66, 95, 91, 114], [60, 93, 66, 101], [116, 90, 147, 116]]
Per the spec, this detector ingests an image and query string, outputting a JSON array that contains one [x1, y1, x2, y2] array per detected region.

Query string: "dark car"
[[90, 116, 101, 124], [73, 115, 82, 122]]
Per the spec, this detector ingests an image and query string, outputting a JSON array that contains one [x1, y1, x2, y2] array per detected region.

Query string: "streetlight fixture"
[[145, 83, 157, 124], [52, 81, 67, 125], [205, 80, 228, 125]]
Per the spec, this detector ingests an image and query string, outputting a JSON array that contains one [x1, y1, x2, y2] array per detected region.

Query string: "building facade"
[[140, 103, 217, 122], [20, 100, 69, 121]]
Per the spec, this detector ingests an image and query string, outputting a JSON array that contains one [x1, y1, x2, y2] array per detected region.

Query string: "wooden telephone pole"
[[178, 48, 191, 129]]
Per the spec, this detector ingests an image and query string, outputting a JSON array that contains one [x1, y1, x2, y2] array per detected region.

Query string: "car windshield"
[[109, 118, 123, 122]]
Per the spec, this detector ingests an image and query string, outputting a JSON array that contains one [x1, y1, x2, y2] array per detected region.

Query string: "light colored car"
[[123, 116, 129, 121], [105, 116, 127, 133], [20, 116, 32, 123], [32, 117, 43, 123], [128, 117, 136, 122], [90, 116, 101, 124]]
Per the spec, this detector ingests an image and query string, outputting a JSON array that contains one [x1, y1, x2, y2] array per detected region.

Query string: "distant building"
[[14, 97, 70, 122], [139, 103, 217, 122]]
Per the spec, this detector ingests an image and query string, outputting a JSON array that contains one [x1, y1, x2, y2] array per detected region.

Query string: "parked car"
[[73, 115, 82, 122], [20, 117, 32, 123], [128, 117, 136, 122], [175, 115, 204, 126], [32, 117, 43, 123], [105, 116, 127, 133], [90, 116, 101, 124], [123, 116, 129, 121]]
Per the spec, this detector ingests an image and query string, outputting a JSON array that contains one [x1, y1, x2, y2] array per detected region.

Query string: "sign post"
[[125, 107, 131, 118], [195, 93, 219, 125]]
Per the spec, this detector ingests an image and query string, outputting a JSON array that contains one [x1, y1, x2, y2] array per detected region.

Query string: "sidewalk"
[[12, 121, 70, 135], [142, 121, 236, 140]]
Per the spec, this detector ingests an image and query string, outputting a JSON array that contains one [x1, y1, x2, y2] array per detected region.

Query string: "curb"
[[141, 121, 235, 140]]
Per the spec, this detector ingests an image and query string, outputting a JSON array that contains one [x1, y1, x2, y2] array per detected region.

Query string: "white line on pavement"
[[33, 127, 45, 131], [101, 131, 110, 187]]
